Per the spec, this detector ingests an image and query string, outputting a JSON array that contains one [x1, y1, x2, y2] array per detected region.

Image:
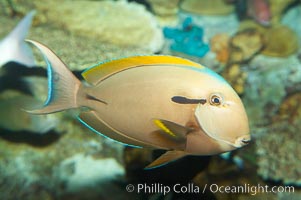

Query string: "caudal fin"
[[26, 40, 82, 114], [0, 10, 36, 67]]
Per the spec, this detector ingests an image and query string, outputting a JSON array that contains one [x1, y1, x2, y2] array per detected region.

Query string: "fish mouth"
[[233, 135, 251, 148]]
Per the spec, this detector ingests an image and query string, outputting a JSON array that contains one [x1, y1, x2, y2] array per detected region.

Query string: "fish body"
[[27, 40, 250, 168], [0, 11, 36, 67], [0, 92, 58, 133]]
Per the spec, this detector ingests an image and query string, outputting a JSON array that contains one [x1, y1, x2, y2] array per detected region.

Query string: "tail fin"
[[26, 40, 82, 114], [0, 10, 36, 67]]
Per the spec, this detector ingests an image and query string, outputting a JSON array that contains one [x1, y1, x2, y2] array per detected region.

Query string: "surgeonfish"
[[27, 40, 250, 169], [0, 10, 36, 67], [0, 92, 58, 133]]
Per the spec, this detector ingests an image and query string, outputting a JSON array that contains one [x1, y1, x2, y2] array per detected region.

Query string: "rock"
[[274, 93, 301, 125], [180, 0, 235, 15], [261, 25, 299, 57], [255, 93, 301, 186], [55, 154, 124, 192], [243, 55, 301, 125], [33, 0, 163, 53], [256, 120, 301, 186], [0, 10, 152, 71], [0, 111, 127, 199]]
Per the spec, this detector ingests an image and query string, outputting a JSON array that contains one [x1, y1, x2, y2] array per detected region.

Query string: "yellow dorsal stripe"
[[153, 119, 176, 137], [82, 55, 204, 85]]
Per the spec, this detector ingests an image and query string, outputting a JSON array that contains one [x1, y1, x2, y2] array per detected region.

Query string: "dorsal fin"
[[81, 55, 204, 85]]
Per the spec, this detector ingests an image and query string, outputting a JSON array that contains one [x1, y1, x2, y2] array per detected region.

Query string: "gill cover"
[[195, 92, 250, 148]]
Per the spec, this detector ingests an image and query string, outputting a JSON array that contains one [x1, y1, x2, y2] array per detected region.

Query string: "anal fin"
[[145, 150, 188, 169]]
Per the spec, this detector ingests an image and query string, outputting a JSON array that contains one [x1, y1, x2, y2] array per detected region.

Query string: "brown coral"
[[274, 92, 301, 124], [270, 0, 295, 25], [210, 33, 231, 64], [261, 25, 298, 57], [222, 64, 247, 94], [180, 0, 234, 15], [229, 28, 264, 64]]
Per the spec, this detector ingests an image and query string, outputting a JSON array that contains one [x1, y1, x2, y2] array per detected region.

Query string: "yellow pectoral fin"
[[154, 119, 176, 137]]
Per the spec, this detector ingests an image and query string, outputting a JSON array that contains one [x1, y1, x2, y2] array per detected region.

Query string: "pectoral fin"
[[145, 150, 188, 169], [153, 119, 191, 141]]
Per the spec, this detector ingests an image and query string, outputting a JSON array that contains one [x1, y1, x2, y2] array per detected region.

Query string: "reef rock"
[[256, 120, 301, 186], [180, 0, 234, 15], [255, 93, 301, 186], [0, 117, 128, 199], [261, 25, 299, 57], [274, 93, 301, 124], [55, 154, 124, 193], [0, 7, 152, 71], [34, 0, 163, 53], [243, 55, 301, 125]]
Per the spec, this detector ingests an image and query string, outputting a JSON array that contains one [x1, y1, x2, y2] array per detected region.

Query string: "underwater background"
[[0, 0, 301, 199]]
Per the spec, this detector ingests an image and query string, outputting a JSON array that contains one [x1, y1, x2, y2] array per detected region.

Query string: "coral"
[[256, 121, 301, 186], [146, 0, 180, 25], [146, 0, 180, 26], [222, 64, 247, 94], [243, 55, 301, 125], [147, 0, 180, 16], [210, 33, 231, 64], [274, 93, 301, 124], [238, 22, 299, 58], [270, 0, 295, 25], [33, 0, 163, 53], [0, 116, 128, 199], [228, 28, 264, 64], [238, 20, 268, 33], [163, 18, 210, 57], [255, 93, 301, 186], [55, 154, 124, 192], [0, 8, 151, 71], [261, 25, 299, 57], [282, 5, 301, 47], [180, 0, 235, 15]]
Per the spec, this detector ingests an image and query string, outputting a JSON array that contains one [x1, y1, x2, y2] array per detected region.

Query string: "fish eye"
[[209, 94, 223, 106]]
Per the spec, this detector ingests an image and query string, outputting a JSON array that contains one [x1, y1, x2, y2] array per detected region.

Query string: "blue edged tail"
[[26, 40, 82, 114]]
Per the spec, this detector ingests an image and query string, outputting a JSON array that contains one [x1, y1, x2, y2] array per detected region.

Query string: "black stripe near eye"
[[171, 96, 206, 104]]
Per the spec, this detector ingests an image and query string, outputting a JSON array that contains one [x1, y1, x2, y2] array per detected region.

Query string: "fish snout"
[[234, 135, 251, 148]]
